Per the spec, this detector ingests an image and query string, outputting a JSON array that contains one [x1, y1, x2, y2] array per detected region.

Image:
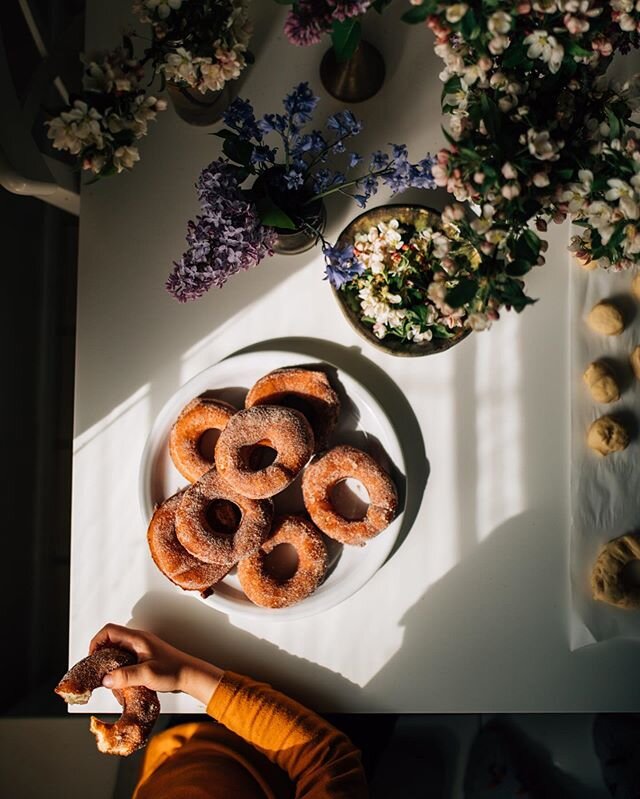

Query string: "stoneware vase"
[[320, 40, 385, 104], [271, 201, 327, 256], [167, 82, 232, 126], [334, 204, 471, 357]]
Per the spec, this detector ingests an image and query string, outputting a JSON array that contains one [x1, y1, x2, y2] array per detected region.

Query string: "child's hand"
[[90, 623, 222, 704]]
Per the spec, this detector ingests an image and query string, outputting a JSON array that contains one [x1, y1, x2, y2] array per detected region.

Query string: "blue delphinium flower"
[[323, 243, 365, 289], [258, 113, 288, 136], [223, 98, 262, 142], [348, 152, 362, 168], [369, 150, 389, 171], [250, 144, 276, 167], [312, 168, 346, 194], [294, 130, 327, 156], [283, 81, 319, 124], [327, 110, 363, 136]]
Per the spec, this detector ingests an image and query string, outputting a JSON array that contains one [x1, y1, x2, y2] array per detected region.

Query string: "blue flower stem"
[[305, 131, 354, 171], [304, 163, 396, 205]]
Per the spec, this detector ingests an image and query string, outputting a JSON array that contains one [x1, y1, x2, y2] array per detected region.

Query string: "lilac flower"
[[329, 0, 374, 21], [323, 243, 365, 289], [283, 1, 328, 46], [167, 159, 275, 301], [284, 82, 319, 123]]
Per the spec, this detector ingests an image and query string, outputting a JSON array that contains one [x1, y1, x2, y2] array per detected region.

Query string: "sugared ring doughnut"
[[245, 367, 340, 451], [147, 493, 232, 597], [591, 532, 640, 609], [302, 445, 398, 546], [169, 397, 236, 483], [215, 406, 314, 499], [55, 647, 160, 756], [238, 515, 328, 608], [175, 468, 273, 564]]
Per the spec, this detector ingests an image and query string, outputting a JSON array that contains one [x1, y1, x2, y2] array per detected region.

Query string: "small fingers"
[[89, 623, 150, 656], [103, 663, 152, 690]]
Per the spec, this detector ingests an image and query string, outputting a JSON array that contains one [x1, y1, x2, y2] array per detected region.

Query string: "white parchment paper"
[[570, 258, 640, 649]]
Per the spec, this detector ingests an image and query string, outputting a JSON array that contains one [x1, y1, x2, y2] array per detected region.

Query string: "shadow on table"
[[234, 336, 429, 563], [129, 590, 360, 711], [362, 509, 640, 712]]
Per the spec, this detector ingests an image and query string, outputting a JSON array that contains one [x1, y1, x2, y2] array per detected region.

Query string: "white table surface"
[[70, 1, 640, 714]]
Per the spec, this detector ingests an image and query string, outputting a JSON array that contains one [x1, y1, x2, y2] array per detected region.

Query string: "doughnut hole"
[[329, 478, 370, 521], [240, 443, 277, 471], [205, 499, 241, 536], [263, 543, 299, 582], [198, 428, 222, 462], [621, 559, 640, 590]]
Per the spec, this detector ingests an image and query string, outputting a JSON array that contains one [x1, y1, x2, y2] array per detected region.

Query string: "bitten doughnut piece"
[[175, 468, 273, 564], [587, 415, 629, 455], [55, 647, 160, 756], [302, 445, 398, 546], [169, 397, 236, 483], [630, 345, 640, 381], [587, 301, 625, 336], [238, 515, 328, 608], [245, 367, 340, 451], [583, 362, 620, 404], [591, 533, 640, 609], [147, 493, 232, 596], [215, 406, 314, 499]]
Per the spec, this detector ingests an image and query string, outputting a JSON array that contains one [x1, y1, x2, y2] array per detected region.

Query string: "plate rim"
[[138, 349, 407, 621]]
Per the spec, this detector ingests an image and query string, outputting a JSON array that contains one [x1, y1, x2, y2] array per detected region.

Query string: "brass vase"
[[320, 40, 385, 103], [167, 82, 231, 126], [271, 202, 327, 256], [334, 205, 471, 357]]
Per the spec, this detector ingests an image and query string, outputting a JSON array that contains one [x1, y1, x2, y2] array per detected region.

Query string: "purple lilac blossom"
[[167, 159, 275, 301], [284, 0, 373, 46], [323, 243, 365, 289]]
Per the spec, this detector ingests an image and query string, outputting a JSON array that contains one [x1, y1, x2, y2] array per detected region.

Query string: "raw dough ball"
[[587, 302, 624, 336], [631, 346, 640, 381], [632, 273, 640, 301], [591, 533, 640, 609], [587, 415, 629, 456], [583, 362, 620, 403]]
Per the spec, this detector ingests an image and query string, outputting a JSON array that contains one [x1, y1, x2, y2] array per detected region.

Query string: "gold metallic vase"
[[320, 40, 385, 104]]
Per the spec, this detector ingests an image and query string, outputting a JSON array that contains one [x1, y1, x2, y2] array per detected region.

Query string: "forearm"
[[178, 656, 223, 705]]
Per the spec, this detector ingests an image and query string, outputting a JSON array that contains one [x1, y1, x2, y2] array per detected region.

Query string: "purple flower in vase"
[[284, 82, 319, 123], [329, 0, 374, 21], [284, 0, 330, 46]]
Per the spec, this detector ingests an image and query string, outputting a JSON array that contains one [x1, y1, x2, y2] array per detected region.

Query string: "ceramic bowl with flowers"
[[333, 205, 490, 356]]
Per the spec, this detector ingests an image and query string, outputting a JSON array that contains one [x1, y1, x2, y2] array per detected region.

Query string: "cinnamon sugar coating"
[[302, 445, 397, 546], [147, 493, 232, 596], [245, 367, 340, 451], [175, 468, 273, 564], [55, 646, 160, 756], [238, 515, 328, 608], [215, 406, 314, 499], [169, 397, 236, 482]]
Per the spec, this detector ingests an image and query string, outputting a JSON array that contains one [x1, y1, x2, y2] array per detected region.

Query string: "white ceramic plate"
[[139, 350, 406, 620]]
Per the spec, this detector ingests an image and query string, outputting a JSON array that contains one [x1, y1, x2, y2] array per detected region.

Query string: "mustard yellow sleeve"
[[207, 672, 368, 799]]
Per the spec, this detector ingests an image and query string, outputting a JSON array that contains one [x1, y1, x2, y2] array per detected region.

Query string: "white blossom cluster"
[[46, 50, 166, 175]]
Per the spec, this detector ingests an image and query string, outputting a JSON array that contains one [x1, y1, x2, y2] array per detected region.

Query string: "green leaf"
[[607, 109, 621, 140], [514, 229, 541, 262], [479, 93, 500, 139], [401, 5, 431, 24], [255, 196, 297, 230], [446, 278, 478, 308], [506, 259, 533, 277], [331, 19, 361, 63], [211, 129, 236, 140], [222, 137, 253, 167]]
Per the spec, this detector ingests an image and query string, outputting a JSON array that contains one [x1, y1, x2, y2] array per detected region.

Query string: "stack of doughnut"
[[148, 365, 398, 609]]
